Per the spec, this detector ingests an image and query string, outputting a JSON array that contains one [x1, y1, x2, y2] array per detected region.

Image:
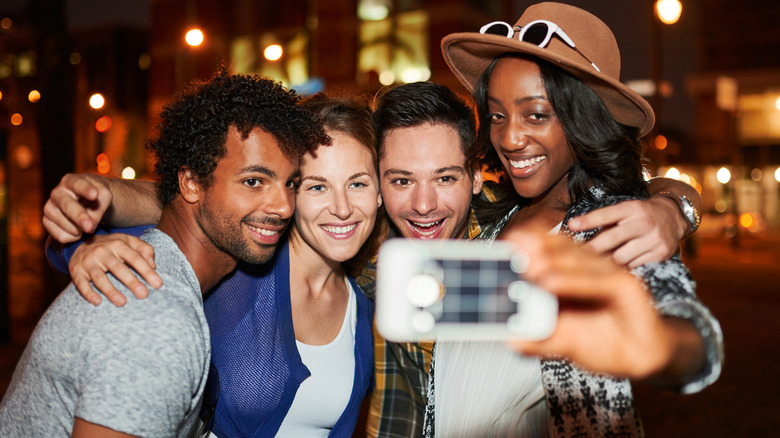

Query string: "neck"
[[155, 202, 237, 294], [511, 174, 571, 231], [287, 225, 344, 296]]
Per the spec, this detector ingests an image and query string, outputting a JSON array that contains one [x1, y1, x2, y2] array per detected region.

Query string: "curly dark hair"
[[372, 81, 480, 174], [299, 93, 389, 277], [473, 54, 649, 222], [148, 69, 330, 205]]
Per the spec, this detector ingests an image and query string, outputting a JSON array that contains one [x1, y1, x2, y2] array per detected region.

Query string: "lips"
[[509, 155, 546, 169], [506, 154, 546, 176], [407, 219, 444, 239], [320, 222, 359, 239], [245, 223, 283, 244]]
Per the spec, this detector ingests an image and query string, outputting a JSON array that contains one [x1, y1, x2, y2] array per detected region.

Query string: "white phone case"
[[376, 238, 558, 342]]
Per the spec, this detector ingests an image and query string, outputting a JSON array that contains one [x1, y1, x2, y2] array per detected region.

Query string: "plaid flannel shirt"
[[358, 183, 502, 437]]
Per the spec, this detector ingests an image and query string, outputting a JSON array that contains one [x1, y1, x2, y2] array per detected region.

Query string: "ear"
[[178, 167, 201, 204], [471, 167, 484, 195]]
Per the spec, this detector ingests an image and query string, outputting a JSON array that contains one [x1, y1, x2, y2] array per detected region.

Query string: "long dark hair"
[[473, 54, 649, 223]]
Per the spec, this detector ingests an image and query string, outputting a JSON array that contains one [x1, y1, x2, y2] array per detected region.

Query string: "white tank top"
[[276, 278, 357, 437]]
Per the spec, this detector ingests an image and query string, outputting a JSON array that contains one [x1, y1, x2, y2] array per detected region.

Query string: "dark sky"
[[1, 0, 149, 29]]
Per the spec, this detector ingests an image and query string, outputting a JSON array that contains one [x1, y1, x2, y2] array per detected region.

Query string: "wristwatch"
[[658, 191, 701, 236]]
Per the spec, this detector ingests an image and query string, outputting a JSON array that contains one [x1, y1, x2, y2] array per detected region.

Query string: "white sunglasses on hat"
[[479, 19, 600, 72]]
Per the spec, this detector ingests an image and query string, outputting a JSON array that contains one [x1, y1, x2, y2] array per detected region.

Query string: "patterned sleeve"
[[633, 257, 724, 393], [564, 189, 724, 394]]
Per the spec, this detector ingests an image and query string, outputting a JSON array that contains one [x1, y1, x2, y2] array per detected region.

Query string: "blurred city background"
[[0, 0, 778, 436]]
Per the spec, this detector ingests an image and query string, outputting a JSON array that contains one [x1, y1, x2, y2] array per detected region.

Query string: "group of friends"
[[0, 3, 723, 437]]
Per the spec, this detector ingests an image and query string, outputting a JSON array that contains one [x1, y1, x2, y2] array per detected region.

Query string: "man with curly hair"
[[0, 71, 327, 437]]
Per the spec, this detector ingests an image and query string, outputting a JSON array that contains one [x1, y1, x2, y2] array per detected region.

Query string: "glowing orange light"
[[28, 90, 41, 103], [654, 135, 668, 150], [97, 153, 110, 174], [739, 213, 754, 229], [95, 115, 112, 133], [11, 113, 22, 125]]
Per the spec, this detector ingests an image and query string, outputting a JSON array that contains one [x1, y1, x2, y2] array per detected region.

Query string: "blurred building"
[[679, 0, 780, 236], [144, 0, 511, 119], [0, 3, 148, 342]]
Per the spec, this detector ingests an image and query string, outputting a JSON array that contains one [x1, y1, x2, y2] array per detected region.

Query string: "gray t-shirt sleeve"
[[74, 279, 209, 437]]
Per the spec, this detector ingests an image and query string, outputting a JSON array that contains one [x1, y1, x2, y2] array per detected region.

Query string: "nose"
[[411, 182, 437, 216], [265, 184, 294, 220], [329, 188, 353, 220], [500, 120, 528, 151]]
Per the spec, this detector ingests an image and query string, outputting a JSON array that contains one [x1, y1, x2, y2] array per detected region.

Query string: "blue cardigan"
[[46, 226, 375, 438]]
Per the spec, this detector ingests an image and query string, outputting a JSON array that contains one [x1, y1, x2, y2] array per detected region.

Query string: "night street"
[[635, 231, 780, 437]]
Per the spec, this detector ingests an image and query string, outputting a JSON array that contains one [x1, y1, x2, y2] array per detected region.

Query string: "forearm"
[[647, 177, 702, 238], [102, 178, 162, 227], [648, 316, 707, 389]]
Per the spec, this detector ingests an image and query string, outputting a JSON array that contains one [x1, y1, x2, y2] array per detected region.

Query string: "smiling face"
[[292, 130, 381, 263], [487, 56, 575, 204], [197, 126, 299, 265], [379, 123, 482, 240]]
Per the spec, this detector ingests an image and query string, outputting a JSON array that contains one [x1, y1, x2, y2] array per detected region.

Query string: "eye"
[[308, 184, 326, 192], [244, 178, 261, 188], [528, 111, 552, 122], [350, 181, 368, 189], [488, 112, 504, 123], [287, 179, 300, 190], [438, 175, 456, 184], [391, 178, 411, 187]]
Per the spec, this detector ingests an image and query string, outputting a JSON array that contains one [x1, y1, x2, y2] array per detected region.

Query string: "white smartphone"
[[375, 238, 558, 342]]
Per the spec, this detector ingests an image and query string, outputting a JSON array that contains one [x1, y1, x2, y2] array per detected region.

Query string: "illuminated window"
[[230, 30, 310, 91], [358, 9, 430, 85], [739, 93, 780, 143]]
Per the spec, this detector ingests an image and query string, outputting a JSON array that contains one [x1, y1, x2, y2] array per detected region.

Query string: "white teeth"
[[410, 220, 441, 236], [322, 223, 357, 234], [246, 224, 278, 236], [509, 156, 546, 169]]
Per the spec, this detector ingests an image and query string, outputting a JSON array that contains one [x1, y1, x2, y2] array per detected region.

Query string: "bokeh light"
[[716, 167, 731, 184], [28, 90, 40, 103], [89, 93, 105, 109], [96, 153, 110, 174], [264, 44, 283, 61], [121, 167, 136, 179], [739, 213, 754, 229], [10, 113, 22, 126], [655, 0, 682, 24], [379, 71, 395, 85], [185, 28, 204, 47], [654, 135, 668, 150], [95, 115, 112, 133]]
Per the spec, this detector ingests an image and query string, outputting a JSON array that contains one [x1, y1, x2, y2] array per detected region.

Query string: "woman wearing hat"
[[426, 3, 723, 436]]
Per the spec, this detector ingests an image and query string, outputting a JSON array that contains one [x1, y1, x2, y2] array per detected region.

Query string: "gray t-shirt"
[[0, 229, 211, 437]]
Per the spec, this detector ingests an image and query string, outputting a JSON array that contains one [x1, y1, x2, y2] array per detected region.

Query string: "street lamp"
[[655, 0, 682, 24], [650, 0, 682, 169]]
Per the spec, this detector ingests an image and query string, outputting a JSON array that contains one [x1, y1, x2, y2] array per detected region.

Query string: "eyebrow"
[[238, 165, 279, 178], [302, 171, 372, 183], [488, 95, 547, 106], [383, 166, 466, 178]]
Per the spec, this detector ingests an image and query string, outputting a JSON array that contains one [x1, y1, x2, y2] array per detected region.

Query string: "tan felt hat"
[[441, 2, 655, 137]]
